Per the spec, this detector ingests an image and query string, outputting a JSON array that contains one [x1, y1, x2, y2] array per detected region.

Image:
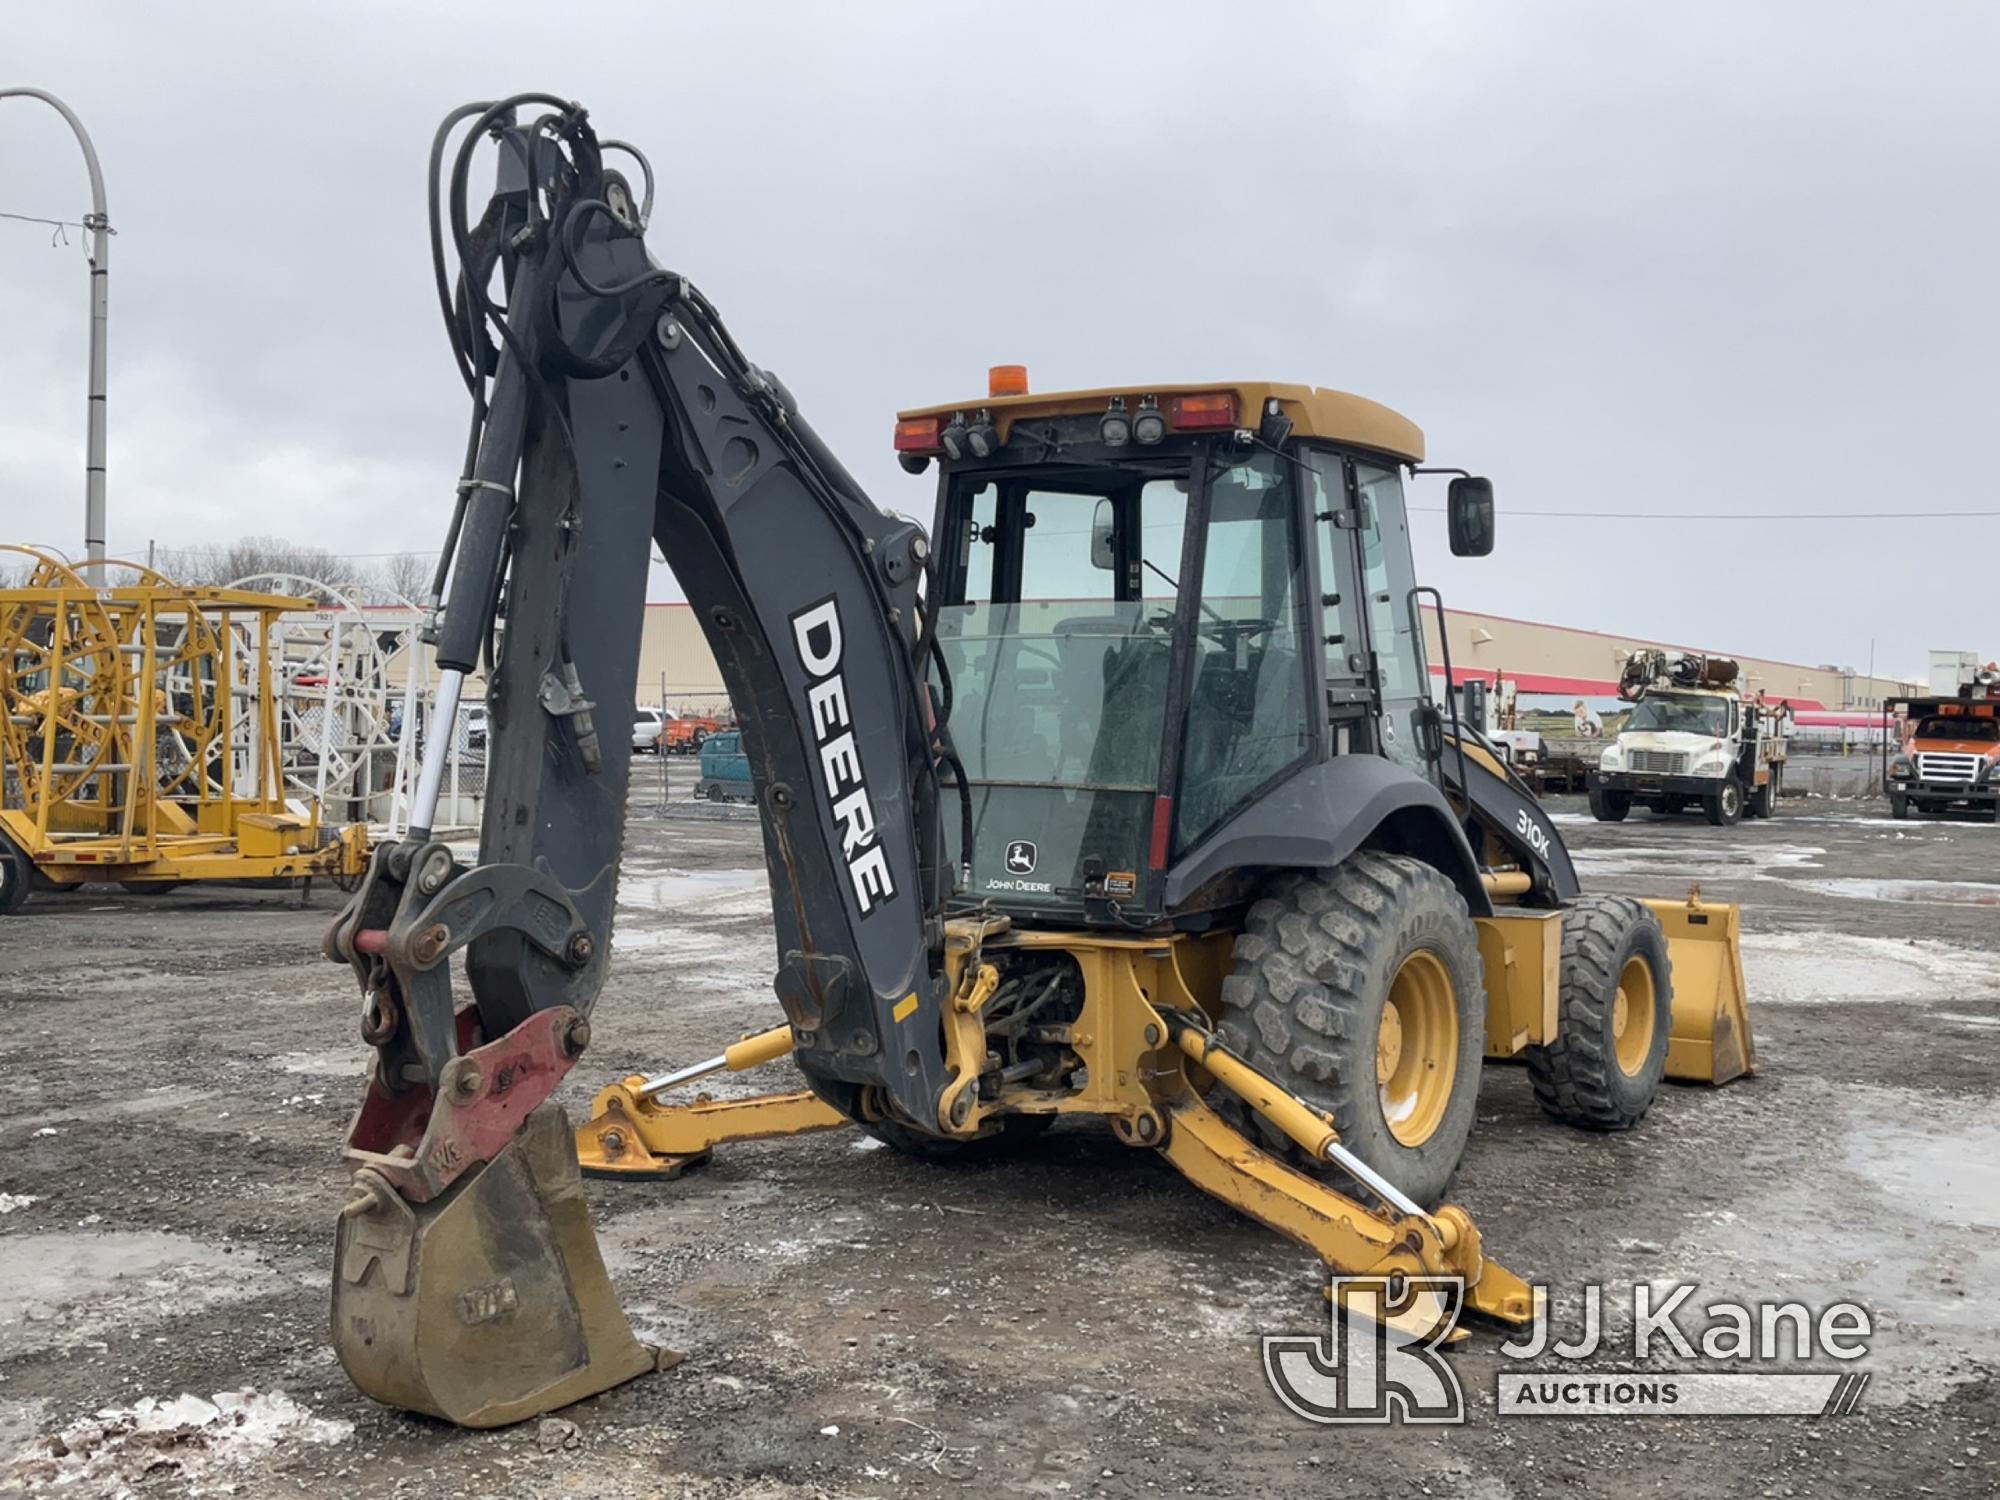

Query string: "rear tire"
[[1589, 784, 1631, 822], [1748, 768, 1777, 819], [1526, 895, 1673, 1130], [1704, 780, 1743, 826], [1213, 852, 1486, 1209], [0, 836, 30, 915], [117, 880, 180, 896]]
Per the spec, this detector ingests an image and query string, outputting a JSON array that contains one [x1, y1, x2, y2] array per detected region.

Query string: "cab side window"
[[1307, 452, 1362, 688], [1174, 456, 1311, 851], [1351, 461, 1430, 773]]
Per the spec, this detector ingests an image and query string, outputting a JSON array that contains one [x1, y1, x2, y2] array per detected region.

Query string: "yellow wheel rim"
[[1612, 955, 1657, 1076], [1378, 950, 1458, 1147]]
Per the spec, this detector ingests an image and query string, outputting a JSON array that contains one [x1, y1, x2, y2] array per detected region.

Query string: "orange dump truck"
[[655, 712, 727, 755]]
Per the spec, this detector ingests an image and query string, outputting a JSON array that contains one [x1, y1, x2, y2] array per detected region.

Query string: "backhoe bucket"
[[1644, 895, 1755, 1085], [332, 1103, 663, 1428]]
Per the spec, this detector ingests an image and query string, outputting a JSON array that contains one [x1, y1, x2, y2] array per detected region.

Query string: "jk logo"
[[1262, 1275, 1466, 1424]]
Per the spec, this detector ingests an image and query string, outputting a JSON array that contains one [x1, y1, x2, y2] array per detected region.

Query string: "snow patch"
[[616, 864, 767, 914], [275, 1048, 367, 1076], [0, 1232, 278, 1360], [1789, 876, 2000, 908], [1741, 931, 2000, 1006], [1570, 842, 1826, 880], [6, 1389, 349, 1491]]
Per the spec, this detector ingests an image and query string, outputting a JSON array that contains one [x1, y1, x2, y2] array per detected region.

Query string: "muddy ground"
[[2, 772, 1996, 1498]]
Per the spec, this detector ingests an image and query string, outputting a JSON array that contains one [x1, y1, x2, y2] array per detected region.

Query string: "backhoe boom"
[[325, 97, 961, 1423]]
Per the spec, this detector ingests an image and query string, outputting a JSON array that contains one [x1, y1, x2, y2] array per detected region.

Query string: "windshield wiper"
[[1143, 557, 1227, 629]]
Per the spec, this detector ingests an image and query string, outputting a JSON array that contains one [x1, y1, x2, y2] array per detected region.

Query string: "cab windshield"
[[1916, 716, 1998, 741], [932, 451, 1309, 911], [1625, 694, 1728, 736]]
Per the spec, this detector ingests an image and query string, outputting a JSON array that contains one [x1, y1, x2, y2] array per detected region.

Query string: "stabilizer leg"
[[576, 1024, 849, 1178], [1158, 1095, 1538, 1336], [1165, 1019, 1538, 1332], [579, 1083, 850, 1177]]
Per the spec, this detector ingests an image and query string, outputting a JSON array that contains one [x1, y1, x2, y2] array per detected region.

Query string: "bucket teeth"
[[332, 1103, 662, 1428]]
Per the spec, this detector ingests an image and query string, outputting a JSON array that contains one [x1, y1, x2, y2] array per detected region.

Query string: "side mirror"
[[1462, 677, 1488, 733], [1447, 477, 1495, 557], [1089, 498, 1116, 570]]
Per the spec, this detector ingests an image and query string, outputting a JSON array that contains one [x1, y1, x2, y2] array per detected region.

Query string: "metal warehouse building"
[[1423, 605, 1915, 711], [633, 601, 1917, 716]]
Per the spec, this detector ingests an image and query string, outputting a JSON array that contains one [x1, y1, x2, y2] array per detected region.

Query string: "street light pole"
[[1, 87, 111, 563]]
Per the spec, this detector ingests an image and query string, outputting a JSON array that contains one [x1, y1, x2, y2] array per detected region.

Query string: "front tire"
[[1889, 792, 1908, 820], [1589, 784, 1631, 822], [1526, 895, 1673, 1130], [1213, 853, 1486, 1209], [1704, 779, 1744, 826]]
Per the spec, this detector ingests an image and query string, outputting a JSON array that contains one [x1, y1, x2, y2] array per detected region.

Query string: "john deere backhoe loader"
[[325, 96, 1754, 1428]]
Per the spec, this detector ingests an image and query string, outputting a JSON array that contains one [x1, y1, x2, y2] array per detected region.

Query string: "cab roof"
[[897, 380, 1425, 463]]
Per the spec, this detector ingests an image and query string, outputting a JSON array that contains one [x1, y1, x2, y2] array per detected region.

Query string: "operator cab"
[[896, 374, 1495, 925]]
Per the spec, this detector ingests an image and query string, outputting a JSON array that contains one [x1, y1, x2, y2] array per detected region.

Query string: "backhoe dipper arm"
[[326, 97, 958, 1182]]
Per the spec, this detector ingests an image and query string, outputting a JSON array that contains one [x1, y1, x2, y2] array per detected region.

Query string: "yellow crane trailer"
[[0, 546, 368, 911]]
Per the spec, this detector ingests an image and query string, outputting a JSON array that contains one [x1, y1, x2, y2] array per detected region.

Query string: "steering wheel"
[[1198, 617, 1278, 648]]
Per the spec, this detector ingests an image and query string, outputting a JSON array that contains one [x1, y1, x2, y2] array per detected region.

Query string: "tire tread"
[[1212, 853, 1484, 1207], [1524, 895, 1672, 1130]]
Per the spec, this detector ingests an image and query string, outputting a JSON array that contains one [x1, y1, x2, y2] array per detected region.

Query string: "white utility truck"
[[1589, 651, 1788, 825]]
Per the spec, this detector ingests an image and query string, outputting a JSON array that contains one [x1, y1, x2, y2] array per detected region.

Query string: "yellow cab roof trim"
[[897, 381, 1425, 464]]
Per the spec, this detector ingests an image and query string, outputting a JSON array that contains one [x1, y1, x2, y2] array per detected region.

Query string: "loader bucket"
[[1644, 894, 1755, 1086], [332, 1103, 664, 1428]]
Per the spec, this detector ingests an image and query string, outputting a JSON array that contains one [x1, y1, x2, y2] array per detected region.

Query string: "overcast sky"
[[5, 3, 1995, 680]]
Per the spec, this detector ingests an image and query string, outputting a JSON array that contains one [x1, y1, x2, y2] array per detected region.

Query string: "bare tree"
[[155, 536, 354, 599], [376, 552, 434, 605]]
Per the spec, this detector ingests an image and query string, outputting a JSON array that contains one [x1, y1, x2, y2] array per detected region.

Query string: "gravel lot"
[[2, 774, 1995, 1497]]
